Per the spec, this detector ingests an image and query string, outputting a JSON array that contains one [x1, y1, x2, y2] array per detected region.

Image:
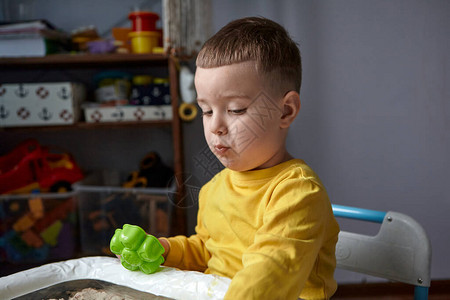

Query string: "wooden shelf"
[[0, 120, 173, 132], [0, 53, 170, 69]]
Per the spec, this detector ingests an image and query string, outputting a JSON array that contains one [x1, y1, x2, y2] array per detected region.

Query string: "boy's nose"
[[210, 115, 228, 136]]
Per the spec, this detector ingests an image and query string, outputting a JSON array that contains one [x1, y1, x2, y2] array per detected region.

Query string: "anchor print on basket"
[[0, 105, 9, 120], [38, 107, 53, 121], [0, 82, 85, 127], [15, 84, 29, 98]]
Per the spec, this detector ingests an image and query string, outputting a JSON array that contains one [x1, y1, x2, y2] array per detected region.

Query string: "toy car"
[[0, 139, 39, 175], [0, 139, 84, 194]]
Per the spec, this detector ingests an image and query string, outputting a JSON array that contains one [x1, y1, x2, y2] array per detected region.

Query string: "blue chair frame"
[[332, 204, 431, 300]]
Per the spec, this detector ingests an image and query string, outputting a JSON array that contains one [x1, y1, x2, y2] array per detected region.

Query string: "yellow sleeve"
[[163, 188, 211, 272], [224, 179, 335, 300]]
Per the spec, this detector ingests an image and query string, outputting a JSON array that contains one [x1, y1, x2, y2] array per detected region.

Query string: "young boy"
[[116, 17, 340, 299]]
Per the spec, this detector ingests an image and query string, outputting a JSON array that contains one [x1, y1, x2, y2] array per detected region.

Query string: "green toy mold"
[[110, 224, 165, 274]]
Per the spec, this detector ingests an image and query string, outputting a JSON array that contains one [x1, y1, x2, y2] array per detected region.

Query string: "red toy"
[[0, 139, 39, 175], [128, 11, 159, 32], [0, 139, 84, 194]]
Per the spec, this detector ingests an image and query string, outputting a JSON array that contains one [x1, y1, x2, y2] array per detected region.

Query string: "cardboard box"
[[0, 192, 78, 263], [74, 171, 174, 255], [83, 105, 172, 123], [0, 82, 85, 127]]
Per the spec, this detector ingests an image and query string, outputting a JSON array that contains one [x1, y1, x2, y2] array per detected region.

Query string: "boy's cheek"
[[202, 120, 212, 136], [229, 120, 257, 143], [231, 115, 270, 140]]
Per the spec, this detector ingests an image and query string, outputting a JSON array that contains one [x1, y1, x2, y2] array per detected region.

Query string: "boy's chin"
[[218, 157, 239, 171], [219, 159, 252, 172], [215, 153, 260, 172]]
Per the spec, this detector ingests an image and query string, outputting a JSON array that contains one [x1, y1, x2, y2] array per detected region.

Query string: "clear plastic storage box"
[[74, 171, 174, 256], [0, 192, 78, 263]]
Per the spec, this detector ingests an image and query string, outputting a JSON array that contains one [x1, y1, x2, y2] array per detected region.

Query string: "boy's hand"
[[110, 224, 165, 274]]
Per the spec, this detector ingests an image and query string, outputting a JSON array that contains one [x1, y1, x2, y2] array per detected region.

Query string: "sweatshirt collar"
[[229, 159, 301, 183]]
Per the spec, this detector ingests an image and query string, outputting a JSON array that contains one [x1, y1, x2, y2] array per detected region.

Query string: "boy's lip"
[[214, 144, 230, 154]]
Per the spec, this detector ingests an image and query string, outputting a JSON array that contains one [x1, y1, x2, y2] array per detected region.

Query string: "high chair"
[[332, 204, 432, 300]]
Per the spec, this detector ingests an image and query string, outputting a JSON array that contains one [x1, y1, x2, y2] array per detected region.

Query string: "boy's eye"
[[202, 110, 213, 116], [229, 108, 247, 115]]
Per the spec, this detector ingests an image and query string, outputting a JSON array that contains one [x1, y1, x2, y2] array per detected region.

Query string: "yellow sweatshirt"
[[164, 159, 340, 299]]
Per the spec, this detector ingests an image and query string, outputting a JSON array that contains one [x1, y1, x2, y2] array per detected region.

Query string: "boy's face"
[[195, 61, 289, 172]]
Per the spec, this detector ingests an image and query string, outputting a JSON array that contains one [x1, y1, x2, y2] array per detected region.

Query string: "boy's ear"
[[280, 91, 300, 128]]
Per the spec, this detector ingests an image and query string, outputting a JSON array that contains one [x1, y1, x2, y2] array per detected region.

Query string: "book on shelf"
[[0, 19, 56, 34], [0, 19, 69, 57]]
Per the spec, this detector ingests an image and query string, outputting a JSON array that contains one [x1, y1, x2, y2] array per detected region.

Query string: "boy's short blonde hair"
[[196, 17, 302, 95]]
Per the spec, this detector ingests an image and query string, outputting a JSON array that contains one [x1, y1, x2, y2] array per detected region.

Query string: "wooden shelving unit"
[[0, 120, 173, 131], [0, 53, 186, 235], [0, 53, 169, 68]]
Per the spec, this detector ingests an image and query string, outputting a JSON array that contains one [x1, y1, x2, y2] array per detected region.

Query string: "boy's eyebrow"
[[220, 90, 252, 99], [197, 93, 252, 103]]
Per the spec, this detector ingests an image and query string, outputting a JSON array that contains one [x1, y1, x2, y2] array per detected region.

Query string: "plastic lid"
[[133, 75, 153, 85], [152, 47, 165, 54], [153, 78, 169, 84], [128, 31, 161, 38], [128, 11, 160, 21], [94, 71, 131, 85]]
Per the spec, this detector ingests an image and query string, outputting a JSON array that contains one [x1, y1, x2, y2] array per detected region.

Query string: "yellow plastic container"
[[132, 75, 153, 85], [129, 31, 160, 54]]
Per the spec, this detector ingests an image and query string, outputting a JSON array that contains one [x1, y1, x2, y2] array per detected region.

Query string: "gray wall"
[[205, 0, 450, 282], [1, 0, 448, 283]]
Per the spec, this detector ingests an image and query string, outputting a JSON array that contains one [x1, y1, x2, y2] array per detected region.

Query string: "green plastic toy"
[[110, 224, 165, 274]]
